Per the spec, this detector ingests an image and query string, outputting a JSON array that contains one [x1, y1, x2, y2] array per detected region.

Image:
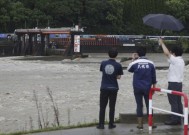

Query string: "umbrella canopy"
[[143, 14, 184, 31]]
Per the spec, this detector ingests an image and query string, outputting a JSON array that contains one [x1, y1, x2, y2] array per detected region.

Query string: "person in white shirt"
[[159, 38, 185, 125]]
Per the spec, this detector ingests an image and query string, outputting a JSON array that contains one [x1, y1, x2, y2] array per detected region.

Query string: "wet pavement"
[[27, 123, 186, 135]]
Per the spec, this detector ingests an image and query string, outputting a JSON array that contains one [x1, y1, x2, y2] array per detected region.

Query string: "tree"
[[9, 2, 32, 29], [0, 0, 189, 34], [81, 0, 110, 33], [123, 0, 167, 35], [106, 0, 125, 34], [0, 0, 11, 32], [166, 0, 189, 34]]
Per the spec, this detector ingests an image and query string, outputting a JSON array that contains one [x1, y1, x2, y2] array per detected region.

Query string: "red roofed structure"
[[14, 26, 83, 56]]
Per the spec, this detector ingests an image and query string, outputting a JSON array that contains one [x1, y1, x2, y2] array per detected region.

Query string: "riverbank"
[[0, 53, 189, 133]]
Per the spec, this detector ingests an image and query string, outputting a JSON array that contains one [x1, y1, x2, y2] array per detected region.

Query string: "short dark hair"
[[108, 48, 118, 58], [136, 46, 146, 57], [171, 46, 183, 56]]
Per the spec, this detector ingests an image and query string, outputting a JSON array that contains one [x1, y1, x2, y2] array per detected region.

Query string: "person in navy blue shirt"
[[97, 48, 123, 129], [127, 47, 156, 130]]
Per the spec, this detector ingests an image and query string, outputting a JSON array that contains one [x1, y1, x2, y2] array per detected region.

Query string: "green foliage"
[[106, 0, 124, 34], [179, 37, 189, 52], [165, 0, 189, 34], [0, 0, 189, 35], [165, 0, 189, 22]]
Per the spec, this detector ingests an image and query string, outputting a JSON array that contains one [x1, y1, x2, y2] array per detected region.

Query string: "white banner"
[[74, 35, 80, 52], [123, 44, 135, 46]]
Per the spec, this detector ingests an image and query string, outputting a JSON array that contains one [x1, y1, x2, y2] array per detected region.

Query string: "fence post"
[[149, 87, 188, 135]]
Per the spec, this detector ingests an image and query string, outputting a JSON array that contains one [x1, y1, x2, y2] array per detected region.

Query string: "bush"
[[178, 38, 189, 53]]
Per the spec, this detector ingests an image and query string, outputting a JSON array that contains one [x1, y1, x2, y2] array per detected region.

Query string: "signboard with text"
[[74, 35, 80, 52]]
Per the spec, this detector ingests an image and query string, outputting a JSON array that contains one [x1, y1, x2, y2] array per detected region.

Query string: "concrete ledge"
[[120, 113, 170, 123]]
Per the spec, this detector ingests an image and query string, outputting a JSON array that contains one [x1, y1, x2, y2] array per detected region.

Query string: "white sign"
[[123, 44, 135, 46], [74, 35, 80, 52]]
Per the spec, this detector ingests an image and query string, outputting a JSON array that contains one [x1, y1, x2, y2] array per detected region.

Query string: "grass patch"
[[0, 119, 120, 135], [0, 122, 98, 135]]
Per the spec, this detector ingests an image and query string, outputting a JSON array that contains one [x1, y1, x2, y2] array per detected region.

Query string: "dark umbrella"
[[143, 14, 184, 32]]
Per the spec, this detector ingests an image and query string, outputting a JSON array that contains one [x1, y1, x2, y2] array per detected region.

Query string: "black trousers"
[[99, 90, 117, 125], [134, 90, 149, 117], [168, 82, 183, 122]]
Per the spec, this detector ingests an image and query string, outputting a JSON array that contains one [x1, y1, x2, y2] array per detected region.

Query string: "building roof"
[[14, 27, 83, 35]]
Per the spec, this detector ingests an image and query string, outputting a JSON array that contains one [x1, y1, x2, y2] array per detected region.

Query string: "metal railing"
[[149, 87, 188, 135]]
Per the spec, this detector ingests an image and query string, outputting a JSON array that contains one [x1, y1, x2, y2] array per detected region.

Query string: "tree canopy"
[[0, 0, 188, 35]]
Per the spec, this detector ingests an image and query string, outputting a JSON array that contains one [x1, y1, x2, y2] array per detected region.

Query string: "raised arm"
[[158, 38, 171, 58]]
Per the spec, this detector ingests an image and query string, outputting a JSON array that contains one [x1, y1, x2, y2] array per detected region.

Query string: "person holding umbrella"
[[158, 38, 185, 125]]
